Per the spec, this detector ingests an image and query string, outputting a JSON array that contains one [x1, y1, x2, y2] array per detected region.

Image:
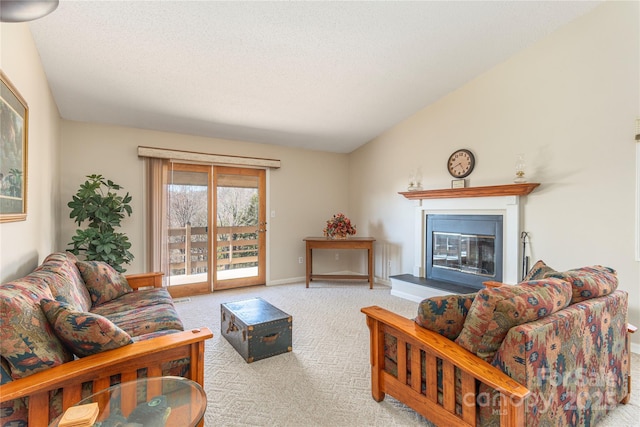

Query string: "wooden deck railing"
[[168, 225, 258, 276]]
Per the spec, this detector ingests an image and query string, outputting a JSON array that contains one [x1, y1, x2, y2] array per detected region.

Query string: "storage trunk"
[[220, 297, 292, 363]]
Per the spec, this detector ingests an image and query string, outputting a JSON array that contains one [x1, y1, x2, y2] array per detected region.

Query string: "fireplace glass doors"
[[432, 232, 496, 276], [426, 215, 503, 289]]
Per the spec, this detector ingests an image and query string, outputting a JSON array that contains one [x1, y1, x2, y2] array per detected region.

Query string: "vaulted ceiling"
[[28, 1, 600, 153]]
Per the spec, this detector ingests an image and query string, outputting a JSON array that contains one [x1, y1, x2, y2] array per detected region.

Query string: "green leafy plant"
[[67, 174, 134, 272]]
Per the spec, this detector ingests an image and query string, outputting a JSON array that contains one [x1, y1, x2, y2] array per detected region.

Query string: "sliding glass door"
[[214, 167, 266, 290], [165, 163, 212, 295], [159, 163, 266, 295]]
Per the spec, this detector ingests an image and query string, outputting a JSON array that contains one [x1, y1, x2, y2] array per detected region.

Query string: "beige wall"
[[349, 1, 640, 344], [0, 23, 61, 282], [59, 121, 350, 282]]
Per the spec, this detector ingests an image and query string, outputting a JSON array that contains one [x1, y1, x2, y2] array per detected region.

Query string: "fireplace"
[[426, 214, 503, 289], [390, 184, 537, 302]]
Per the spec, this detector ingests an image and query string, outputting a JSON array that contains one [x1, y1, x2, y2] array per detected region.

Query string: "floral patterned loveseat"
[[0, 252, 212, 427], [362, 261, 632, 426]]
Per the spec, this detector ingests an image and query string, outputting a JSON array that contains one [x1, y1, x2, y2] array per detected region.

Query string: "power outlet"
[[335, 253, 339, 261], [298, 257, 303, 264]]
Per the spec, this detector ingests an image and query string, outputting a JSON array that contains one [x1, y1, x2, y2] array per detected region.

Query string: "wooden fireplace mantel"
[[399, 183, 540, 200]]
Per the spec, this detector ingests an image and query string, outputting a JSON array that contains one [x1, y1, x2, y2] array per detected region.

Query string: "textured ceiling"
[[28, 1, 600, 153]]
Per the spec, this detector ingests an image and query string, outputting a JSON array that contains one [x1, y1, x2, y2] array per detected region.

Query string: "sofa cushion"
[[76, 261, 133, 306], [415, 293, 477, 340], [92, 288, 184, 337], [455, 278, 572, 361], [41, 299, 133, 357], [34, 252, 92, 312], [0, 280, 73, 379], [90, 288, 175, 314], [99, 303, 185, 337], [0, 356, 27, 426], [522, 259, 555, 281], [132, 329, 182, 342], [544, 265, 618, 304]]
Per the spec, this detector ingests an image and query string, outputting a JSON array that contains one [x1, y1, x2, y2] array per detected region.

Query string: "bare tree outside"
[[216, 187, 257, 227], [169, 185, 207, 228], [167, 182, 259, 279], [168, 184, 208, 276], [216, 186, 259, 270]]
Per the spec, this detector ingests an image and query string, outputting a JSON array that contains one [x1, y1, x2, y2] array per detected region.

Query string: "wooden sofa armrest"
[[0, 327, 212, 427], [362, 306, 529, 427], [483, 280, 504, 289], [125, 271, 164, 289]]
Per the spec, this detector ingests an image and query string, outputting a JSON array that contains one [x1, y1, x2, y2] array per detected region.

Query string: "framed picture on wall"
[[0, 70, 28, 223]]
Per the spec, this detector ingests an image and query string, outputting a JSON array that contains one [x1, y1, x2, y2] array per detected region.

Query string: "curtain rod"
[[137, 146, 281, 169]]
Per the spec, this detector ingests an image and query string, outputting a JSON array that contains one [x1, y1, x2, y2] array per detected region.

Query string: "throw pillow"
[[544, 265, 618, 304], [455, 278, 572, 361], [415, 293, 477, 340], [40, 299, 133, 357], [454, 286, 513, 361], [0, 281, 73, 379], [34, 252, 92, 312], [76, 261, 133, 306], [522, 260, 555, 281]]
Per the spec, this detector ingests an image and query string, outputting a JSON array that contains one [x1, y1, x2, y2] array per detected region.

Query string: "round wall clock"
[[447, 149, 475, 178]]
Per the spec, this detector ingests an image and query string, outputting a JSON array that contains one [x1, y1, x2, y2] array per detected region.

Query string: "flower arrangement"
[[323, 213, 356, 239]]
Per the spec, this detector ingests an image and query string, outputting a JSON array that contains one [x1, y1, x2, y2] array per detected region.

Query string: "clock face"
[[447, 149, 475, 178]]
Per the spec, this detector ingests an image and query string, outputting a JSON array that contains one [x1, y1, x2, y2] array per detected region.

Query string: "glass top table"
[[50, 376, 206, 427]]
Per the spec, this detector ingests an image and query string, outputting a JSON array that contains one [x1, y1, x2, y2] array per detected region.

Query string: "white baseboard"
[[631, 342, 640, 355], [268, 272, 390, 287], [267, 276, 305, 286], [375, 277, 391, 287]]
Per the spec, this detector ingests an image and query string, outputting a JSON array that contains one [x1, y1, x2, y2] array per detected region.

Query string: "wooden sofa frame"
[[0, 272, 213, 427], [362, 305, 635, 427], [362, 305, 531, 427]]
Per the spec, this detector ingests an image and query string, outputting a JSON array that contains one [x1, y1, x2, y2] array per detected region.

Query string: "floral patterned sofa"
[[0, 252, 212, 427], [362, 261, 632, 427]]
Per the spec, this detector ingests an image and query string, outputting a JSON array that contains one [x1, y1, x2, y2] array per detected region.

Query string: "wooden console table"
[[303, 237, 376, 289]]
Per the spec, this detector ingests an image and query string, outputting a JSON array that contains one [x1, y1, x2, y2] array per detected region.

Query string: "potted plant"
[[67, 174, 134, 272]]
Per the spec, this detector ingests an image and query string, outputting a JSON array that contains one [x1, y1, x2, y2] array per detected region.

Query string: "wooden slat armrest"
[[0, 327, 212, 403], [483, 281, 504, 289], [629, 323, 637, 333], [125, 271, 164, 289], [361, 306, 529, 400]]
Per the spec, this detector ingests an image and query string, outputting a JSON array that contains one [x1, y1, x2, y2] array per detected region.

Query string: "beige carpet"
[[174, 281, 640, 427]]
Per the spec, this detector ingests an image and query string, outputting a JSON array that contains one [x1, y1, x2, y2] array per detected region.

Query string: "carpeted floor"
[[174, 281, 640, 426]]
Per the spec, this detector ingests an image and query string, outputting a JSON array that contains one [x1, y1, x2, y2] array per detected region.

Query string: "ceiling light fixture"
[[1, 0, 59, 23]]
